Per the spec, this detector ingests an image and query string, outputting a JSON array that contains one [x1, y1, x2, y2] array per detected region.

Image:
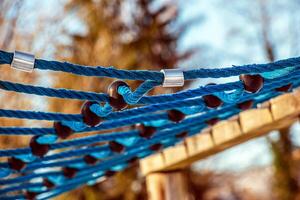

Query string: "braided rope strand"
[[0, 49, 300, 199]]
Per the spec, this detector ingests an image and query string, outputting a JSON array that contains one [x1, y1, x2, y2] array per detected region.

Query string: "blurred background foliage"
[[1, 0, 300, 199]]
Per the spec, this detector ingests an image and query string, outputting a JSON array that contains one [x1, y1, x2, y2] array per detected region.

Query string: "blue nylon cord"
[[0, 68, 297, 106], [0, 71, 298, 139], [0, 182, 44, 195], [0, 89, 281, 157], [0, 90, 292, 197], [0, 77, 298, 161], [0, 86, 288, 185], [0, 124, 200, 186], [1, 49, 300, 198], [0, 69, 298, 126], [1, 50, 300, 80], [0, 194, 25, 200]]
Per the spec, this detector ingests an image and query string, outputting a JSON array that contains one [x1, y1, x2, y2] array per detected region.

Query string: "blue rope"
[[0, 98, 291, 196], [1, 50, 300, 80], [0, 109, 82, 121], [0, 71, 298, 140], [0, 84, 288, 173], [0, 101, 264, 185], [0, 124, 199, 186], [1, 49, 300, 199], [0, 86, 290, 167], [0, 69, 295, 110], [0, 80, 109, 102], [0, 71, 299, 124], [0, 86, 290, 191], [117, 80, 160, 104]]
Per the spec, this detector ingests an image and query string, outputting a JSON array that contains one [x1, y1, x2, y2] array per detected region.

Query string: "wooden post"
[[145, 170, 191, 200]]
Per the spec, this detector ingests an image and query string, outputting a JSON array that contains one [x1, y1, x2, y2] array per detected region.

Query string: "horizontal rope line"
[[0, 70, 299, 124], [0, 89, 292, 194], [1, 50, 300, 80], [0, 71, 298, 138], [0, 124, 201, 185], [1, 49, 300, 196], [0, 85, 284, 168]]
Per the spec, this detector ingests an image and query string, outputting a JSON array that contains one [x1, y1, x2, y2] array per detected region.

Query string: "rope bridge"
[[0, 49, 299, 199]]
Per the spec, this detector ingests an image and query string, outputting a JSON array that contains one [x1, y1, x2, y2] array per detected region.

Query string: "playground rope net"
[[0, 49, 299, 199]]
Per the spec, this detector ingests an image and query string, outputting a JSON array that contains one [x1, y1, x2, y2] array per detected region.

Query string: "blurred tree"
[[0, 0, 38, 153], [268, 128, 298, 200], [52, 0, 195, 199], [256, 1, 299, 199], [0, 1, 21, 49]]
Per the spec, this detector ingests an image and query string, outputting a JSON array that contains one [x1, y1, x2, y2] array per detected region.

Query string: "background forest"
[[1, 0, 300, 199]]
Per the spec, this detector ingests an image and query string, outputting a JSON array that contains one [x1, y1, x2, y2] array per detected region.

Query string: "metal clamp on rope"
[[11, 51, 35, 73], [160, 69, 184, 87]]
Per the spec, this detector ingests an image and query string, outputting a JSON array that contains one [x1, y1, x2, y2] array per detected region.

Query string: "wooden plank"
[[146, 173, 165, 200], [212, 119, 242, 144], [140, 90, 300, 175], [146, 171, 190, 200], [185, 132, 214, 156], [239, 108, 273, 133], [140, 153, 165, 175], [270, 93, 298, 120], [163, 143, 187, 167]]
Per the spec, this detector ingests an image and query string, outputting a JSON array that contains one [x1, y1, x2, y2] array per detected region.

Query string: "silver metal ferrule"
[[160, 69, 184, 87], [11, 51, 35, 72]]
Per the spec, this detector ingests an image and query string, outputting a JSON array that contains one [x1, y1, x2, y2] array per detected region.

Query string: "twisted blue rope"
[[117, 80, 160, 104], [0, 89, 294, 197], [0, 80, 109, 102], [0, 70, 299, 124], [1, 50, 300, 80], [0, 124, 200, 186], [1, 49, 300, 199], [0, 71, 298, 140], [0, 83, 288, 172], [0, 88, 288, 195]]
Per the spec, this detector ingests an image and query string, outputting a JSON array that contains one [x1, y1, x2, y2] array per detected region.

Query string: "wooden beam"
[[211, 118, 242, 144], [140, 153, 165, 175], [185, 129, 213, 156], [140, 89, 300, 175], [145, 171, 190, 200]]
